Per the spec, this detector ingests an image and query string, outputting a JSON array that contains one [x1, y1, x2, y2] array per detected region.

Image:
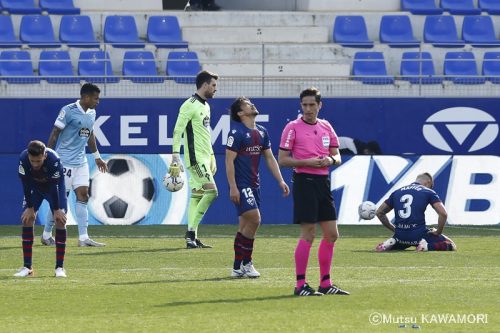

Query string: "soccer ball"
[[358, 201, 376, 220], [163, 174, 184, 192], [89, 155, 155, 225]]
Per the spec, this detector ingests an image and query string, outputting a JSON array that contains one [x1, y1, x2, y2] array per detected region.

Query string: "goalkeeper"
[[170, 70, 219, 249]]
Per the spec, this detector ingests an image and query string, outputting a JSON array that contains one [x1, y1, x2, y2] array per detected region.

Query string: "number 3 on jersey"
[[398, 194, 413, 219]]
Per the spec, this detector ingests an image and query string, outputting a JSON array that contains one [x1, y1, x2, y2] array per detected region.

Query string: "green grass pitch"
[[1, 225, 498, 333]]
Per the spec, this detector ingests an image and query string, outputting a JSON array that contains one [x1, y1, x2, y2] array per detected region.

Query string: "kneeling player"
[[375, 172, 456, 252]]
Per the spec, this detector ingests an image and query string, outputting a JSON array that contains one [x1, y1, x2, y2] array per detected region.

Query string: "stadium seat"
[[0, 51, 40, 83], [78, 51, 119, 83], [166, 51, 201, 84], [104, 15, 145, 48], [0, 0, 41, 14], [441, 0, 481, 15], [401, 0, 444, 15], [352, 52, 394, 85], [20, 15, 60, 48], [123, 51, 164, 83], [482, 52, 500, 84], [0, 15, 22, 47], [333, 16, 373, 48], [379, 15, 419, 48], [444, 52, 485, 84], [40, 0, 80, 14], [400, 52, 442, 84], [59, 15, 99, 48], [479, 0, 500, 14], [462, 16, 500, 47], [147, 16, 188, 48], [423, 15, 464, 47], [39, 50, 79, 83]]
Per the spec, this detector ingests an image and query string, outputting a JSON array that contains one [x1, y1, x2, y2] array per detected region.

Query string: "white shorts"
[[63, 164, 90, 192]]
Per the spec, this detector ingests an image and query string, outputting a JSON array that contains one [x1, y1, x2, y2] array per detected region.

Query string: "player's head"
[[299, 87, 322, 123], [416, 172, 434, 189], [80, 83, 101, 110], [196, 70, 218, 99], [230, 97, 258, 122], [27, 140, 47, 170]]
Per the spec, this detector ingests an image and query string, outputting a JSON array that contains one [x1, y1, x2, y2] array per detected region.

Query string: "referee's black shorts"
[[292, 172, 337, 224]]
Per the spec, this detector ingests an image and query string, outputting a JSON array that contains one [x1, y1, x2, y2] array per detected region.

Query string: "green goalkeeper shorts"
[[187, 161, 215, 191]]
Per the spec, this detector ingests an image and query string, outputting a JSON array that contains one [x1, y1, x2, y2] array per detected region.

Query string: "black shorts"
[[292, 172, 337, 224]]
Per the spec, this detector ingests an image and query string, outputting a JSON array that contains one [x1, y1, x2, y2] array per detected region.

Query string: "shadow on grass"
[[156, 294, 295, 307], [107, 276, 237, 286], [76, 247, 184, 256]]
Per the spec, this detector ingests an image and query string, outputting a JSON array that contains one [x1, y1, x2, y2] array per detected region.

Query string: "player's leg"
[[294, 223, 322, 296], [418, 230, 457, 251], [53, 185, 68, 277]]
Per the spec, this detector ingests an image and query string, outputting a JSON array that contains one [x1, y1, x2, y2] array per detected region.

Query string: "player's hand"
[[279, 181, 290, 197], [229, 185, 240, 205], [53, 209, 67, 225], [21, 207, 36, 225], [95, 158, 108, 173], [305, 157, 327, 168], [169, 154, 184, 177], [210, 154, 217, 175]]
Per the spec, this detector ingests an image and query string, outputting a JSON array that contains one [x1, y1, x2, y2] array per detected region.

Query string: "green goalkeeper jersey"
[[172, 94, 214, 167]]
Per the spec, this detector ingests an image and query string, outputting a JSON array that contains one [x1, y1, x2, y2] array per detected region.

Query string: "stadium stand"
[[0, 15, 22, 47], [333, 16, 374, 48], [444, 51, 486, 84], [20, 15, 60, 48], [123, 51, 164, 83], [167, 51, 201, 84], [440, 0, 481, 15], [59, 15, 99, 48], [352, 52, 394, 85], [0, 50, 40, 83], [147, 16, 188, 48], [479, 0, 500, 14], [39, 50, 79, 83], [78, 51, 119, 83], [379, 15, 419, 48], [0, 0, 41, 14], [104, 15, 145, 48], [401, 0, 444, 15], [482, 51, 500, 84], [400, 51, 443, 84], [40, 0, 80, 14], [423, 15, 465, 47], [462, 16, 500, 47]]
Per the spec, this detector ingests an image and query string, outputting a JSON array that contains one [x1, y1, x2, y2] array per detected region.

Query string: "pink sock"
[[318, 239, 335, 288], [295, 239, 312, 289]]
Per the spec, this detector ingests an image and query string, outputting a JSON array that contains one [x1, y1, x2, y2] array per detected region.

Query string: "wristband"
[[328, 155, 336, 165], [93, 151, 101, 160]]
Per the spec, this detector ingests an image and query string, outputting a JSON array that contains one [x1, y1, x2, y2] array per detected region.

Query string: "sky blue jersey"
[[54, 100, 96, 167]]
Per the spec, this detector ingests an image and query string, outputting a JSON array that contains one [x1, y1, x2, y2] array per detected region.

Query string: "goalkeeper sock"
[[191, 189, 218, 233], [318, 239, 335, 288], [187, 193, 203, 232], [295, 239, 312, 289]]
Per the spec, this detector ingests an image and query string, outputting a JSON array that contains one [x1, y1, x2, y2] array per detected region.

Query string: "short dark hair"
[[196, 70, 218, 89], [300, 87, 321, 103], [229, 97, 250, 122], [27, 140, 46, 156], [80, 83, 100, 96]]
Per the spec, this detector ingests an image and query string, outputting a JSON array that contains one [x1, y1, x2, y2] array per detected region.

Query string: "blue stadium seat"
[[104, 16, 145, 48], [78, 51, 119, 83], [123, 51, 164, 83], [40, 0, 80, 14], [479, 0, 500, 14], [462, 16, 500, 47], [441, 0, 481, 15], [401, 0, 444, 15], [444, 52, 485, 84], [352, 52, 394, 85], [0, 51, 40, 83], [0, 15, 22, 47], [379, 15, 419, 48], [423, 15, 464, 47], [147, 16, 188, 48], [59, 15, 99, 48], [0, 0, 41, 14], [333, 16, 373, 48], [482, 52, 500, 84], [167, 51, 201, 84], [400, 52, 443, 84], [20, 15, 60, 48], [39, 50, 79, 83]]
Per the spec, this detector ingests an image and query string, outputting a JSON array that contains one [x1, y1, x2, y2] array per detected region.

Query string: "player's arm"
[[47, 126, 63, 149], [277, 149, 325, 168], [225, 149, 240, 204], [88, 131, 108, 173], [431, 201, 448, 235], [170, 104, 192, 175], [328, 147, 341, 166], [263, 149, 289, 197], [376, 202, 395, 232]]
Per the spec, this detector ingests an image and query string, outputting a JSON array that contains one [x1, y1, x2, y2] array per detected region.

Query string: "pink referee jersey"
[[279, 117, 339, 175]]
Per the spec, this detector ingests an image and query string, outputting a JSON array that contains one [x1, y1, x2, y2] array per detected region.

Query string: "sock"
[[55, 228, 66, 268], [75, 201, 89, 241], [294, 239, 312, 289], [43, 210, 54, 237], [187, 193, 203, 235], [191, 189, 218, 235], [233, 232, 243, 270], [22, 226, 34, 269], [240, 233, 255, 265], [318, 239, 335, 288]]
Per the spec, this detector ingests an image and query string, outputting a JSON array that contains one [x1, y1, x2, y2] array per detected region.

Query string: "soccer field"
[[1, 225, 498, 333]]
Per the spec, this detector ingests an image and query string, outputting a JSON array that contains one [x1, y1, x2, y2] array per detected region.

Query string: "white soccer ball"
[[163, 174, 184, 192], [358, 201, 376, 220], [89, 155, 155, 225]]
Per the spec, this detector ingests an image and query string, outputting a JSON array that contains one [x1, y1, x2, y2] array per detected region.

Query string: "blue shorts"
[[233, 186, 260, 216], [23, 188, 67, 212], [393, 227, 448, 249]]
